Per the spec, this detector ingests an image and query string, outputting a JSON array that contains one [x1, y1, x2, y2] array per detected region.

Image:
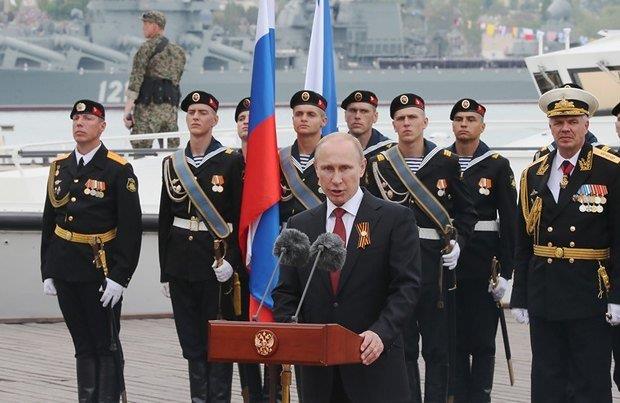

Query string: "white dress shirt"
[[325, 187, 364, 247], [547, 150, 579, 202], [75, 142, 102, 166]]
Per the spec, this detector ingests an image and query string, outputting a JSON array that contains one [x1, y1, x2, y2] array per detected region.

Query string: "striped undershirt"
[[298, 154, 311, 170], [191, 154, 205, 165], [458, 156, 472, 172], [404, 157, 423, 173]]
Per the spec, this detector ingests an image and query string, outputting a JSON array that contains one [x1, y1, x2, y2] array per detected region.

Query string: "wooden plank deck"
[[0, 316, 619, 402]]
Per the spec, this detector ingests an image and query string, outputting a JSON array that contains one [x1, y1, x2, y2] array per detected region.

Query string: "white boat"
[[525, 30, 620, 114]]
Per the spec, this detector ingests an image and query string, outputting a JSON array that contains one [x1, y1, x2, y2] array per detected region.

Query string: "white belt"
[[417, 227, 441, 240], [173, 217, 209, 232], [474, 220, 499, 232]]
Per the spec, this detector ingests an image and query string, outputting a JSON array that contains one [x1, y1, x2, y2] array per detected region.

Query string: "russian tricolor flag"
[[305, 0, 338, 135], [239, 0, 280, 322]]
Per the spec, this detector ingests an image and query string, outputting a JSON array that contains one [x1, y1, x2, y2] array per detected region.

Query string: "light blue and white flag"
[[304, 0, 338, 135]]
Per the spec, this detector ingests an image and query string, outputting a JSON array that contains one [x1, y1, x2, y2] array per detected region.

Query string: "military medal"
[[97, 181, 106, 198], [211, 175, 225, 193], [560, 174, 569, 189], [478, 178, 492, 196], [356, 222, 371, 249], [84, 179, 92, 195], [436, 179, 447, 197]]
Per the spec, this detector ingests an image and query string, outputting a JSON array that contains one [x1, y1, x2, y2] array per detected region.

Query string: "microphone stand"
[[252, 248, 287, 322], [291, 245, 324, 324], [250, 248, 287, 403]]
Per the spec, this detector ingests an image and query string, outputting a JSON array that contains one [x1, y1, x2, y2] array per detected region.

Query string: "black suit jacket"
[[273, 191, 421, 403]]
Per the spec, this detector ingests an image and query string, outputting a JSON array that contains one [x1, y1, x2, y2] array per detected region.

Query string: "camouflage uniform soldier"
[[123, 11, 186, 149]]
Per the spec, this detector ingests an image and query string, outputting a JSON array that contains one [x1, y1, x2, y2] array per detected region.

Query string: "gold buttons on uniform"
[[569, 241, 575, 247], [547, 258, 553, 264], [68, 216, 74, 221], [188, 235, 194, 241], [547, 242, 553, 247], [569, 258, 575, 263], [547, 226, 553, 232], [570, 226, 576, 232], [71, 197, 76, 202]]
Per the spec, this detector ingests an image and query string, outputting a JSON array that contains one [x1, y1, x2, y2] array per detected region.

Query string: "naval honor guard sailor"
[[41, 99, 142, 402], [510, 86, 620, 402], [341, 90, 395, 160], [447, 99, 518, 402], [365, 93, 478, 403], [279, 90, 329, 224], [158, 91, 245, 402]]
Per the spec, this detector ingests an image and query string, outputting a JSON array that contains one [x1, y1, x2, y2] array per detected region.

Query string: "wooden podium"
[[208, 320, 362, 366]]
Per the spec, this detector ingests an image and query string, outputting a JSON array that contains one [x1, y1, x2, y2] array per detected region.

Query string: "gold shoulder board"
[[593, 147, 620, 164], [529, 153, 548, 169], [107, 151, 128, 165], [53, 153, 70, 162]]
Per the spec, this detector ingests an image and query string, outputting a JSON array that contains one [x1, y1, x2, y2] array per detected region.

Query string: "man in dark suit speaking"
[[273, 132, 422, 402]]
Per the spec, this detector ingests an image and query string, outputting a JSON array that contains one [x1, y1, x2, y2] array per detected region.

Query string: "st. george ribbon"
[[251, 228, 311, 321], [291, 233, 347, 323]]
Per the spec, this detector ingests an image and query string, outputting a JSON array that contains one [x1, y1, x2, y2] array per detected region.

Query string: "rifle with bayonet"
[[490, 256, 515, 386]]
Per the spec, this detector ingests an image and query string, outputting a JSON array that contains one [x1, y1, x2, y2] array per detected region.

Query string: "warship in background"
[[0, 0, 537, 108]]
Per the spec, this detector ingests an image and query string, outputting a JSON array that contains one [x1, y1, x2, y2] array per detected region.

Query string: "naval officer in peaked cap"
[[511, 86, 620, 402]]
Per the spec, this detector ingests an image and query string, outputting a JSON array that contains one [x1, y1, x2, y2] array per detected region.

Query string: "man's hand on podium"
[[359, 330, 384, 365]]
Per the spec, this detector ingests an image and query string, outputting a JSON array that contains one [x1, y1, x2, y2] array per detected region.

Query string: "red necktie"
[[561, 160, 574, 177], [330, 207, 346, 294]]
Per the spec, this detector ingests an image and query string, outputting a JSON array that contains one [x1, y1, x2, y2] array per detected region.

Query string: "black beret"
[[450, 98, 486, 120], [341, 90, 378, 110], [181, 91, 219, 112], [290, 90, 327, 111], [612, 101, 620, 117], [390, 93, 425, 118], [70, 99, 105, 120], [235, 97, 251, 122]]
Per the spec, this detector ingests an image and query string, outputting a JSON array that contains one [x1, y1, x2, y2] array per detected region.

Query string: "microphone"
[[292, 233, 347, 323], [251, 228, 311, 321]]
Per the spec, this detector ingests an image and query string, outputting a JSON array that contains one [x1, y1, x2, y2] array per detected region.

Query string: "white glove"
[[99, 278, 124, 308], [212, 259, 234, 283], [441, 240, 460, 270], [161, 282, 170, 298], [511, 308, 529, 324], [606, 304, 620, 326], [488, 276, 509, 302], [43, 278, 57, 296]]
